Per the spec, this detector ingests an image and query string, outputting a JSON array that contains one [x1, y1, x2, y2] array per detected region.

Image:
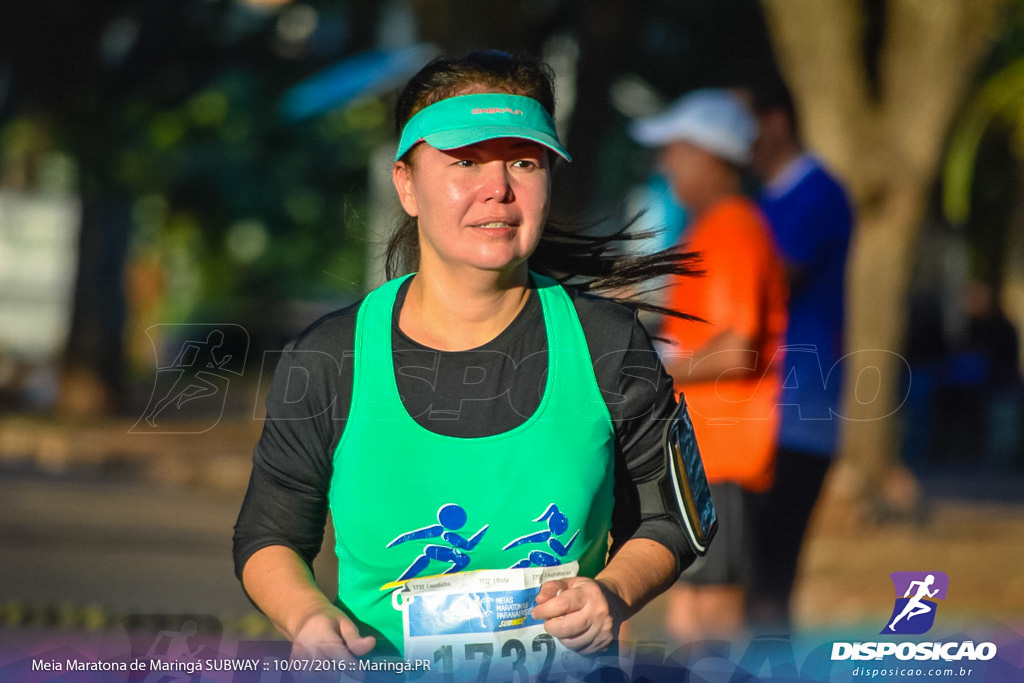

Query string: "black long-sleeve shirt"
[[233, 280, 695, 583]]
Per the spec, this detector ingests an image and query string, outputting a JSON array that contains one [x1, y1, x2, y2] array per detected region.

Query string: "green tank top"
[[328, 272, 616, 655]]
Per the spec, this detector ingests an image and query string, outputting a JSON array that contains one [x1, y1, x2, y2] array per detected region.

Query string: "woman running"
[[233, 50, 706, 662]]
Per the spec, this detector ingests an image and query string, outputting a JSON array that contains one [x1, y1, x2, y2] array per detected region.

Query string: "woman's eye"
[[512, 159, 537, 169], [454, 159, 475, 168]]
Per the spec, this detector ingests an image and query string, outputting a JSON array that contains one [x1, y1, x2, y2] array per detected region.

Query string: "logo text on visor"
[[471, 107, 524, 116], [394, 93, 571, 161]]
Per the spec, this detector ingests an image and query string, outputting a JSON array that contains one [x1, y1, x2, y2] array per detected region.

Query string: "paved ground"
[[0, 465, 254, 619], [1, 413, 1022, 644]]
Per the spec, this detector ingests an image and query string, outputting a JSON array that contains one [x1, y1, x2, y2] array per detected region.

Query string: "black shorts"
[[678, 482, 754, 588]]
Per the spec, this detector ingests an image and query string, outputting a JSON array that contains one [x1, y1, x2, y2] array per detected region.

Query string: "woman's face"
[[392, 136, 551, 277]]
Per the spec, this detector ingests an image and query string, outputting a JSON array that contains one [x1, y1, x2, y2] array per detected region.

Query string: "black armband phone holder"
[[662, 399, 717, 556]]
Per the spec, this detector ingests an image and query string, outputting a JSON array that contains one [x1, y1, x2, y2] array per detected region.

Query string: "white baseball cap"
[[629, 88, 757, 164]]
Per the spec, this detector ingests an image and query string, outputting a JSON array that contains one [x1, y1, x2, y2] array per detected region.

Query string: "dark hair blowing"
[[387, 50, 702, 321]]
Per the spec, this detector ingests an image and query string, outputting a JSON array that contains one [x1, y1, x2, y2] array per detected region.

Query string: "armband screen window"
[[665, 400, 717, 556]]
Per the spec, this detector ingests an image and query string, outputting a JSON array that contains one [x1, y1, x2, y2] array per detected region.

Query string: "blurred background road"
[[0, 462, 252, 618], [0, 417, 264, 631]]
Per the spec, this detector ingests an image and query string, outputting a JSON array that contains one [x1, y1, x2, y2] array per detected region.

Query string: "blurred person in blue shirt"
[[740, 77, 854, 631]]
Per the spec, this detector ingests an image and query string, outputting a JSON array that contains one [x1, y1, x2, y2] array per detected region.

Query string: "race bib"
[[392, 562, 598, 681]]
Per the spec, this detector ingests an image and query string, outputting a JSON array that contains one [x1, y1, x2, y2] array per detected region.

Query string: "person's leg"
[[749, 448, 831, 632], [665, 583, 745, 642], [666, 483, 751, 642]]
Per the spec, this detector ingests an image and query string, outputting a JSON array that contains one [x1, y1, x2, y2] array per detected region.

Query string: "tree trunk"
[[1002, 177, 1024, 376], [761, 0, 1006, 499], [59, 190, 131, 417]]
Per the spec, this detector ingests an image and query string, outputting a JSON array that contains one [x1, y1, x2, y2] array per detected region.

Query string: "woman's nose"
[[480, 162, 514, 202]]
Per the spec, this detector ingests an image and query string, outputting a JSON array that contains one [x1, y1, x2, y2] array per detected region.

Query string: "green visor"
[[395, 93, 571, 162]]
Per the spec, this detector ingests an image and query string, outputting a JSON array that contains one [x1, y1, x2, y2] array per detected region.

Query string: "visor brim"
[[421, 126, 571, 161]]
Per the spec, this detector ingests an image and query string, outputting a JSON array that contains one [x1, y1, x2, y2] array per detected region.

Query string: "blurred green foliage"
[[943, 0, 1024, 285], [118, 69, 390, 321], [0, 0, 780, 324], [0, 0, 788, 398], [119, 70, 388, 320], [1, 1, 387, 331]]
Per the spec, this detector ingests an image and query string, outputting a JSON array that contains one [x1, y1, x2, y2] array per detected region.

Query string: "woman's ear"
[[392, 161, 419, 217]]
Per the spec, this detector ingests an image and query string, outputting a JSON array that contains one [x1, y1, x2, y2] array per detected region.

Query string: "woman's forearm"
[[596, 537, 679, 619], [241, 545, 335, 640]]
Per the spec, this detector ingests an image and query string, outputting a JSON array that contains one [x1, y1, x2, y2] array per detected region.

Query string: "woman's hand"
[[530, 539, 679, 655], [530, 576, 628, 655], [290, 602, 376, 662], [241, 546, 376, 663]]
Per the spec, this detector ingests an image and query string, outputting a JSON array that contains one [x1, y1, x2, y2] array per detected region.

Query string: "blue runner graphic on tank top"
[[386, 504, 489, 584], [503, 504, 580, 568]]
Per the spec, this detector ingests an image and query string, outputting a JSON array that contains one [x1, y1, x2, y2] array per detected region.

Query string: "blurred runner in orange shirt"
[[631, 89, 787, 641]]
